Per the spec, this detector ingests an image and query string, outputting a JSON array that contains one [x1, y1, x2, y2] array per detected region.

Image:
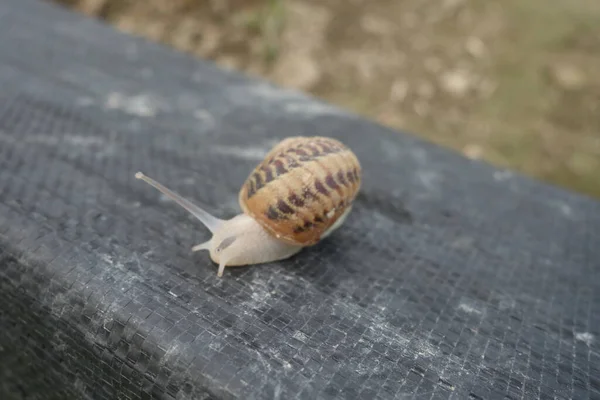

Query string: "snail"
[[135, 136, 361, 277]]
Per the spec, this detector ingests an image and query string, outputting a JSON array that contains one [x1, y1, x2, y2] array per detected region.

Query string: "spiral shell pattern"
[[239, 136, 361, 246]]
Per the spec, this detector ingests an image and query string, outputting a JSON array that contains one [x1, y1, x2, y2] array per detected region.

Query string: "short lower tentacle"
[[191, 241, 211, 252]]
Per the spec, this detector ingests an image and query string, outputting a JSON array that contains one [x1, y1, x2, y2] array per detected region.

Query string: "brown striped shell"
[[238, 136, 361, 246]]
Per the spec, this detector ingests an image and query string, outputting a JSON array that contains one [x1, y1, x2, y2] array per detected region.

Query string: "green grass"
[[235, 0, 287, 64]]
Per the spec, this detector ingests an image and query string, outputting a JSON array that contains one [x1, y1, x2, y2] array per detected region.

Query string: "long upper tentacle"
[[135, 172, 225, 233]]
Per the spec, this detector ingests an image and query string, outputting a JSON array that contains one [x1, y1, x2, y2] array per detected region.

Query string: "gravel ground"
[[53, 0, 600, 199]]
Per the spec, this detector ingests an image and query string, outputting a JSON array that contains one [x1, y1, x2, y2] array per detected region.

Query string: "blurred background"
[[53, 0, 600, 199]]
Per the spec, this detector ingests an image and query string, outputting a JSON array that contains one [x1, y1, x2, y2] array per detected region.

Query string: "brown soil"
[[53, 0, 600, 199]]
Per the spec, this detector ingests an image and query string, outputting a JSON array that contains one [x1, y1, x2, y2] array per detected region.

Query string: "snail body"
[[135, 136, 361, 277]]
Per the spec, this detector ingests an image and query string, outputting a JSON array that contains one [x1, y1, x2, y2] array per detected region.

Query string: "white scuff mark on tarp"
[[416, 170, 441, 191], [182, 177, 196, 185], [63, 136, 106, 147], [575, 332, 594, 346], [457, 297, 485, 315], [75, 96, 95, 107], [193, 109, 215, 122], [212, 144, 269, 161], [240, 82, 308, 102], [458, 302, 483, 315], [558, 203, 573, 217], [104, 92, 166, 117], [228, 82, 350, 117], [549, 200, 575, 219], [292, 331, 308, 343], [283, 101, 348, 117], [193, 109, 216, 129], [0, 131, 115, 158], [493, 170, 513, 181]]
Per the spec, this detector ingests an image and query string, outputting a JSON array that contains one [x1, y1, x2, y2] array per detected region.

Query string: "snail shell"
[[239, 136, 361, 246]]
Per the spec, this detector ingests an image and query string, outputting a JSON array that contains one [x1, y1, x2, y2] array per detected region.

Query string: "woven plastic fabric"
[[1, 1, 599, 399]]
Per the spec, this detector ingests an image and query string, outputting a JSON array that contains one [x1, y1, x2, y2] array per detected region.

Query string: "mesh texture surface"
[[0, 1, 599, 399]]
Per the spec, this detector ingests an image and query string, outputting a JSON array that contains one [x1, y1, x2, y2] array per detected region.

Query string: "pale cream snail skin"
[[135, 171, 304, 277], [135, 136, 362, 277]]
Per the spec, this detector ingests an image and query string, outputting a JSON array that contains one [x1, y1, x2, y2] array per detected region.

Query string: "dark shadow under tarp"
[[0, 1, 599, 399]]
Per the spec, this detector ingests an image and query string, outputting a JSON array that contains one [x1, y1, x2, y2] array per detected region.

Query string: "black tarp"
[[0, 1, 599, 399]]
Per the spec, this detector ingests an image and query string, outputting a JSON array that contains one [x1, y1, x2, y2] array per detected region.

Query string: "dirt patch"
[[52, 0, 600, 199]]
